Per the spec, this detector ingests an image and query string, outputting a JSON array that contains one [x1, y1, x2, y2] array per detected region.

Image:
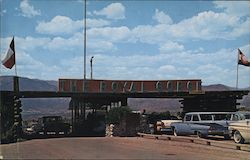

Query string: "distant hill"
[[128, 98, 182, 113], [1, 76, 249, 119], [202, 84, 232, 91], [0, 76, 57, 91]]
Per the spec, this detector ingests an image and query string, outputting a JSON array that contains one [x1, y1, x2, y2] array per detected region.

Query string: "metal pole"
[[83, 0, 87, 80], [236, 64, 239, 89], [90, 56, 94, 79]]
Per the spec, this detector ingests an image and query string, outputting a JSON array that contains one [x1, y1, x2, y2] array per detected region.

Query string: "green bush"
[[106, 106, 132, 124]]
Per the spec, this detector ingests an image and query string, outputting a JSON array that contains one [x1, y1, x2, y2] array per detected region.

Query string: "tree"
[[106, 106, 132, 124]]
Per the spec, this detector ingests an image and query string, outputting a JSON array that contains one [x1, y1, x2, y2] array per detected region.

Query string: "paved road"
[[1, 137, 250, 160]]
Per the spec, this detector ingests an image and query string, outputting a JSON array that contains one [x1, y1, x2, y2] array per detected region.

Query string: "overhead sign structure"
[[58, 79, 202, 93]]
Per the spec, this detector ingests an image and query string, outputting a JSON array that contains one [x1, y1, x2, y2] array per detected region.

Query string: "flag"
[[238, 48, 250, 67], [2, 37, 15, 69]]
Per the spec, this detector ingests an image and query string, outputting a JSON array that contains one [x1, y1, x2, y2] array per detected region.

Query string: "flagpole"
[[13, 36, 17, 77], [83, 0, 86, 81], [236, 63, 239, 89], [14, 61, 17, 76], [248, 51, 250, 91]]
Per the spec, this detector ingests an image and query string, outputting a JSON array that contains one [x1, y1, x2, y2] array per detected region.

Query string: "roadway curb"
[[137, 132, 250, 152]]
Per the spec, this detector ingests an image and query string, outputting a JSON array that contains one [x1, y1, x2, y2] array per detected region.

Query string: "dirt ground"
[[0, 137, 250, 160]]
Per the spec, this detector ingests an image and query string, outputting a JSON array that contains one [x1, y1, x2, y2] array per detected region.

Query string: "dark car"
[[35, 116, 70, 136]]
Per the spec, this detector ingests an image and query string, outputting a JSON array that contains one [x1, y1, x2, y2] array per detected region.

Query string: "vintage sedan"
[[172, 122, 210, 138], [229, 120, 250, 144]]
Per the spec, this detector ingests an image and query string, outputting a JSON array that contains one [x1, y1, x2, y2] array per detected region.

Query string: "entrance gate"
[[0, 77, 249, 143]]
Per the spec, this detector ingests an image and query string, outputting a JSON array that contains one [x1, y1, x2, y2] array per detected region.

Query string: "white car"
[[156, 120, 182, 134], [229, 120, 250, 144]]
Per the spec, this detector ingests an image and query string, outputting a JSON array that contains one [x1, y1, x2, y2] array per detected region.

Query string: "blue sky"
[[0, 0, 250, 88]]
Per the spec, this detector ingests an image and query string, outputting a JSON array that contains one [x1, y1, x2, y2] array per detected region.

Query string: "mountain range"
[[1, 76, 249, 119]]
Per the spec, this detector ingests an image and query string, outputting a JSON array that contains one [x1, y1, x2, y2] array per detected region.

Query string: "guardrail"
[[137, 133, 250, 152]]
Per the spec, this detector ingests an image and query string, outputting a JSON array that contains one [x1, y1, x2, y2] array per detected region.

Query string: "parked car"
[[229, 120, 250, 144], [171, 112, 236, 139], [156, 119, 182, 134], [35, 116, 70, 136], [231, 111, 250, 121]]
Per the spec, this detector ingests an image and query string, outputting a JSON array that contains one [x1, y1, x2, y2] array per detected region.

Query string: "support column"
[[121, 98, 128, 106]]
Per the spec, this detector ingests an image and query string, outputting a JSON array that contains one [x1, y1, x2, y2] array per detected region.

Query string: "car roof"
[[185, 112, 235, 115]]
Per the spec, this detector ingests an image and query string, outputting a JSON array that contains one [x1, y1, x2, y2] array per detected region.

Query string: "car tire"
[[233, 130, 244, 144], [173, 128, 178, 136], [196, 131, 207, 138]]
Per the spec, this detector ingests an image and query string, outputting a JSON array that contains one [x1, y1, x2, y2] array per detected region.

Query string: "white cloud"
[[20, 0, 41, 18], [47, 33, 82, 51], [170, 11, 242, 40], [214, 1, 250, 17], [36, 16, 111, 35], [94, 3, 125, 20], [86, 18, 110, 27], [46, 32, 116, 53], [133, 10, 250, 43], [159, 41, 184, 53], [36, 16, 82, 35], [130, 3, 249, 43], [158, 65, 176, 73], [16, 36, 50, 51], [88, 26, 133, 42], [153, 9, 173, 24], [88, 40, 116, 53], [132, 24, 171, 44], [0, 37, 50, 55]]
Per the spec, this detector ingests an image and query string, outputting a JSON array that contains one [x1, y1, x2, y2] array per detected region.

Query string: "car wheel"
[[173, 128, 178, 136], [233, 130, 244, 144], [196, 131, 206, 138]]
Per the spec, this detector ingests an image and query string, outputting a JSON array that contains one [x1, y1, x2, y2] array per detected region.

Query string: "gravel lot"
[[1, 137, 250, 160]]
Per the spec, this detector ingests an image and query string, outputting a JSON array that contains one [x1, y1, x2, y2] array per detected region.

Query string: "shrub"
[[106, 106, 132, 124]]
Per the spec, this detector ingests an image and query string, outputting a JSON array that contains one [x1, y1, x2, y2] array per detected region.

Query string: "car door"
[[190, 114, 210, 135], [173, 114, 192, 135]]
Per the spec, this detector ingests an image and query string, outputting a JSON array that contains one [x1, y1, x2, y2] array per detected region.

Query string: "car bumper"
[[160, 128, 173, 132], [208, 130, 229, 135]]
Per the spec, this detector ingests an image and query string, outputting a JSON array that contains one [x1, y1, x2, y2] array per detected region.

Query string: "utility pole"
[[83, 0, 87, 80], [90, 56, 94, 79]]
